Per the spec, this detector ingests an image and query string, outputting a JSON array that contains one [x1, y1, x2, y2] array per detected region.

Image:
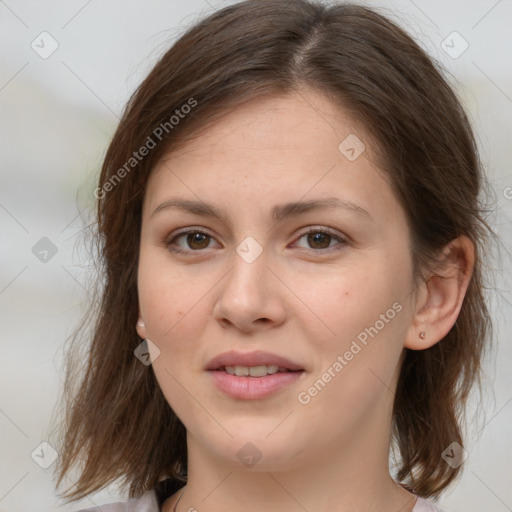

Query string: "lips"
[[205, 350, 304, 372], [206, 350, 305, 400]]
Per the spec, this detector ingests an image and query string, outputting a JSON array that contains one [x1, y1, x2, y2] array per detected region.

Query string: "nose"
[[213, 246, 287, 334]]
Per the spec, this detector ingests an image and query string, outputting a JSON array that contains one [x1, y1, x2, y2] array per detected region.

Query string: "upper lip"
[[206, 350, 304, 371]]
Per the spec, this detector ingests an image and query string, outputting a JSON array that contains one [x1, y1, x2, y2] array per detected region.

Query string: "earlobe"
[[405, 235, 475, 350], [136, 317, 147, 339]]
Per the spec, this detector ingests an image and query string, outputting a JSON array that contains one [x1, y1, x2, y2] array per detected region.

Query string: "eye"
[[167, 228, 220, 253], [165, 226, 348, 254], [292, 227, 347, 252]]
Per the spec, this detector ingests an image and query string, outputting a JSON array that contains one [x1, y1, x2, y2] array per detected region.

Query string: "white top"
[[75, 489, 449, 511]]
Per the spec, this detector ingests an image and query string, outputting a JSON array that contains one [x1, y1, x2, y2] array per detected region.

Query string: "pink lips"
[[206, 350, 305, 400], [206, 350, 303, 372]]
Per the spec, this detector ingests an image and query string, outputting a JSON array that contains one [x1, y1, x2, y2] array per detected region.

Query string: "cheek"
[[293, 257, 411, 413], [137, 257, 204, 358], [137, 263, 205, 419], [293, 260, 407, 347], [295, 255, 411, 411]]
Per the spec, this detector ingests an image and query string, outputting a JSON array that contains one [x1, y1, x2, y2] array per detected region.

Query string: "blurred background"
[[0, 0, 511, 511]]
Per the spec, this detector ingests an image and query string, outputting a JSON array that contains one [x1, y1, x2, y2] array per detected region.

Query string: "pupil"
[[188, 233, 209, 249], [308, 232, 330, 249]]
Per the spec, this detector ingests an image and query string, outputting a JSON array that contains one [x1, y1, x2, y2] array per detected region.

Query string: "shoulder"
[[74, 489, 159, 512], [413, 496, 450, 512]]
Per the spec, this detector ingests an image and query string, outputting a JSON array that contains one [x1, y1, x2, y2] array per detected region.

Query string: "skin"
[[136, 88, 474, 512]]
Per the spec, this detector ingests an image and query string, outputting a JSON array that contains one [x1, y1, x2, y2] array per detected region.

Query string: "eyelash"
[[165, 226, 348, 255]]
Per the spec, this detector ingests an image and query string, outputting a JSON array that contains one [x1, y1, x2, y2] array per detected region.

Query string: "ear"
[[136, 314, 147, 339], [405, 235, 475, 350]]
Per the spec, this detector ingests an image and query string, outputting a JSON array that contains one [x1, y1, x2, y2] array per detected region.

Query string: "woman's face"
[[137, 89, 417, 471]]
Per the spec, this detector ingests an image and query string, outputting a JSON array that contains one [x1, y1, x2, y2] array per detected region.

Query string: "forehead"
[[157, 90, 364, 165], [143, 89, 401, 226]]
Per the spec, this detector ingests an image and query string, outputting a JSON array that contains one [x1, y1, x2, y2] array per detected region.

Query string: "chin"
[[190, 420, 310, 471]]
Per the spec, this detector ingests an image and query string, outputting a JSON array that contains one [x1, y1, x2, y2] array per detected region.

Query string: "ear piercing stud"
[[419, 331, 426, 340], [137, 319, 145, 328]]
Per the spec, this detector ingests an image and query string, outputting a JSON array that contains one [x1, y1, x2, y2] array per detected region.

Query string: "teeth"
[[234, 365, 249, 376], [224, 364, 282, 377], [249, 365, 269, 377]]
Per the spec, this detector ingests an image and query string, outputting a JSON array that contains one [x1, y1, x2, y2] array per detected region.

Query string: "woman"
[[51, 1, 493, 511]]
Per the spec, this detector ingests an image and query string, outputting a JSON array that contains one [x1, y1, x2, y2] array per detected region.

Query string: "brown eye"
[[167, 229, 219, 253], [186, 232, 211, 250], [306, 232, 333, 249], [293, 227, 347, 252]]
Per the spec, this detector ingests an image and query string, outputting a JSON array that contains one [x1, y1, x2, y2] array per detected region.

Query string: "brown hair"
[[50, 0, 494, 503]]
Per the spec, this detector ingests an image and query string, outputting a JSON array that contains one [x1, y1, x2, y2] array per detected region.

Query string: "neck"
[[174, 417, 416, 512]]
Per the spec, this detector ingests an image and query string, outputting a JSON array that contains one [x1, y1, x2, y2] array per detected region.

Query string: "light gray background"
[[1, 1, 511, 511]]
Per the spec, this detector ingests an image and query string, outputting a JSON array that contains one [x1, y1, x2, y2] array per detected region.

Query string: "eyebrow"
[[149, 197, 371, 223]]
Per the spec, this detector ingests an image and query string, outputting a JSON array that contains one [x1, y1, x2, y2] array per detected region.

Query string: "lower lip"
[[209, 370, 304, 400]]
